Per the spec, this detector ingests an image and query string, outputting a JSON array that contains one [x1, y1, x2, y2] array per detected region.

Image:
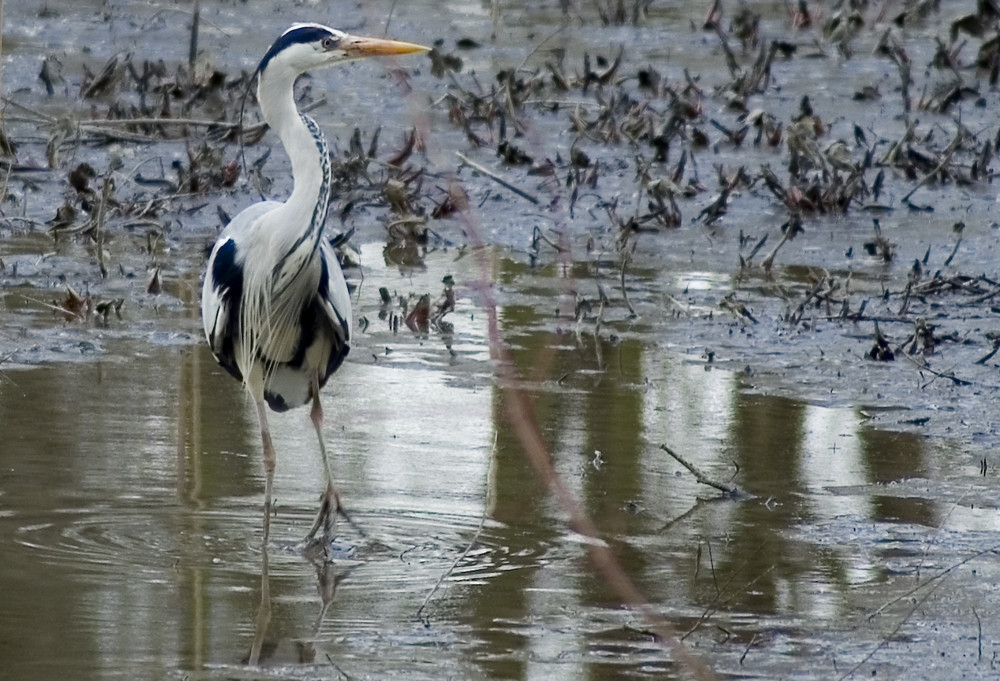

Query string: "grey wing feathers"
[[202, 237, 243, 382], [201, 202, 281, 383], [200, 202, 352, 413], [318, 239, 352, 358], [260, 243, 351, 411]]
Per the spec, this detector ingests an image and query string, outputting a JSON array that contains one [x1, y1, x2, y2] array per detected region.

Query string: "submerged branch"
[[659, 444, 743, 497]]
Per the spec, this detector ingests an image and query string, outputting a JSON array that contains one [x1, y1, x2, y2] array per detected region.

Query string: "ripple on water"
[[10, 500, 299, 579], [12, 503, 556, 592], [267, 508, 555, 590], [13, 506, 183, 576]]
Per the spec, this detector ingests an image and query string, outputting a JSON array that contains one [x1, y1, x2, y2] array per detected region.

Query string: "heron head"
[[258, 23, 428, 79]]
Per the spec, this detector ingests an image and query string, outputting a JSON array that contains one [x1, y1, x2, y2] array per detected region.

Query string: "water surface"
[[4, 1, 1000, 679]]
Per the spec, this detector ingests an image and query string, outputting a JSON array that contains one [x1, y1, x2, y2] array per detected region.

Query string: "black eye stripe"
[[258, 26, 337, 72]]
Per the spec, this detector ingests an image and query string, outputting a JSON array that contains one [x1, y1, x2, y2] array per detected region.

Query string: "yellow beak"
[[340, 34, 431, 58]]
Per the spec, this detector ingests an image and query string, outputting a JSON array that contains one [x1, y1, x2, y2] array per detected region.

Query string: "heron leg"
[[255, 401, 276, 546], [302, 384, 339, 547], [301, 375, 361, 556]]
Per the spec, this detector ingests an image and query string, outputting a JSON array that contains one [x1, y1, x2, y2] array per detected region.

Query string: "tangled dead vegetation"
[[3, 0, 1000, 384]]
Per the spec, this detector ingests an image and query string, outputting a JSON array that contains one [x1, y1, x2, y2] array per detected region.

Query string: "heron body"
[[200, 24, 428, 555], [203, 203, 350, 412]]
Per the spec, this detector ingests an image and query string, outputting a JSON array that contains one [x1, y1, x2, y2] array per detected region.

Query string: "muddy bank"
[[4, 1, 1000, 680]]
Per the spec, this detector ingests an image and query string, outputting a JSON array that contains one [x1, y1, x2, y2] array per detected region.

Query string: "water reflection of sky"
[[5, 0, 1000, 677], [4, 234, 1000, 680]]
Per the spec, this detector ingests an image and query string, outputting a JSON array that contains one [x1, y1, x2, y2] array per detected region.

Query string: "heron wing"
[[261, 240, 351, 411], [201, 202, 282, 384], [316, 238, 352, 382]]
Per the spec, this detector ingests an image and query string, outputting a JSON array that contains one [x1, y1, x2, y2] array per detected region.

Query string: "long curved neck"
[[256, 68, 331, 255]]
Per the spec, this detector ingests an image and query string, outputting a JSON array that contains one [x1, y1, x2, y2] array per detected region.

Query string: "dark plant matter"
[[5, 1, 1000, 430], [4, 1, 1000, 680]]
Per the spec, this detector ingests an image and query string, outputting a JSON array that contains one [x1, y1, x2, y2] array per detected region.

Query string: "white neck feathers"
[[256, 67, 331, 249]]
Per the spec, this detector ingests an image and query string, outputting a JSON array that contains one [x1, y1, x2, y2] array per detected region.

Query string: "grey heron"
[[201, 24, 428, 556]]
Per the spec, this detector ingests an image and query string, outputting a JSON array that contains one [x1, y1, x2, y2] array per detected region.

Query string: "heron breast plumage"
[[201, 202, 351, 412]]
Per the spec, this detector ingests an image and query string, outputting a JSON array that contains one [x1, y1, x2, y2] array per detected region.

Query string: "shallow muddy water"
[[5, 1, 1000, 680], [4, 246, 1000, 680]]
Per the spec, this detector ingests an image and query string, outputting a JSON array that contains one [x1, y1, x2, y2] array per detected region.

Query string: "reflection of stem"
[[417, 432, 496, 623], [898, 350, 971, 388], [658, 495, 713, 533], [839, 574, 942, 681], [866, 542, 1000, 623], [901, 129, 962, 204], [592, 316, 604, 374], [515, 23, 568, 74], [943, 234, 962, 267], [531, 225, 565, 253], [683, 558, 774, 640], [248, 546, 271, 666], [177, 273, 204, 507], [417, 514, 487, 625]]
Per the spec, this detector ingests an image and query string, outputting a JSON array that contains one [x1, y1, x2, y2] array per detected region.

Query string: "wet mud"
[[4, 1, 1000, 679]]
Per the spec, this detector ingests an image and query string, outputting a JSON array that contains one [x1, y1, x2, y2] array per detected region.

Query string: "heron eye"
[[321, 36, 339, 51]]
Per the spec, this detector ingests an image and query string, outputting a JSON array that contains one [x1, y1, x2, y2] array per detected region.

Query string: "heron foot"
[[295, 534, 358, 563], [299, 489, 365, 561]]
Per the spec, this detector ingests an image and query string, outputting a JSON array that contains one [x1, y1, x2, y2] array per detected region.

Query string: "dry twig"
[[659, 444, 743, 497]]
